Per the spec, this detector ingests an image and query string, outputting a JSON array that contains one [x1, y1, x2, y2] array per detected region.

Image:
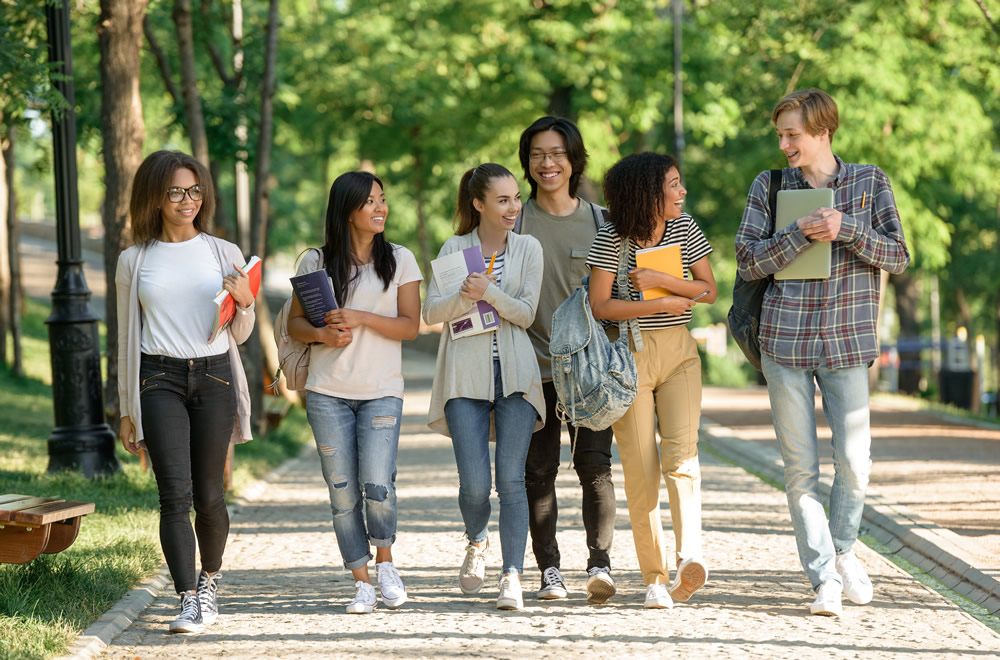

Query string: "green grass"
[[872, 390, 1000, 428], [0, 298, 311, 660]]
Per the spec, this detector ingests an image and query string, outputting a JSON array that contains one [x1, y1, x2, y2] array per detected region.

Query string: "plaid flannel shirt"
[[735, 156, 910, 369]]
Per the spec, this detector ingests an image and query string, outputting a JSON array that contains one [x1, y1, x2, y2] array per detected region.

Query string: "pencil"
[[487, 251, 497, 274], [862, 192, 866, 209]]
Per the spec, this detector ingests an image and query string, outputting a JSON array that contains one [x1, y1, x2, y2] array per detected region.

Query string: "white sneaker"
[[460, 541, 488, 594], [375, 561, 407, 609], [497, 573, 524, 610], [585, 566, 616, 604], [346, 580, 377, 614], [810, 580, 843, 617], [836, 550, 873, 605], [537, 566, 568, 599], [643, 583, 674, 609], [669, 557, 708, 602]]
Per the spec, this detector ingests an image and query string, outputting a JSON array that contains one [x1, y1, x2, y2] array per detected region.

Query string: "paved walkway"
[[99, 361, 1000, 658]]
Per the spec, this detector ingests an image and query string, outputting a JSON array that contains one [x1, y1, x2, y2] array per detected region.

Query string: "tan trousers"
[[611, 326, 702, 585]]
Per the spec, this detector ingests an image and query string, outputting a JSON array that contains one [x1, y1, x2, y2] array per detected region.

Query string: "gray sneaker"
[[537, 566, 568, 599], [169, 591, 205, 633], [586, 566, 616, 604], [460, 541, 488, 594], [196, 570, 221, 625]]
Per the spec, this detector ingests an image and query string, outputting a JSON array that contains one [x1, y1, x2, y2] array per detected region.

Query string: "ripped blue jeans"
[[306, 392, 402, 570]]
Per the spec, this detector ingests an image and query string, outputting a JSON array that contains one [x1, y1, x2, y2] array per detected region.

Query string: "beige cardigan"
[[115, 233, 255, 446], [422, 230, 545, 437]]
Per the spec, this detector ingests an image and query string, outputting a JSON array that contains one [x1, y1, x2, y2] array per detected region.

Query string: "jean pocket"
[[206, 372, 231, 386], [139, 371, 165, 395]]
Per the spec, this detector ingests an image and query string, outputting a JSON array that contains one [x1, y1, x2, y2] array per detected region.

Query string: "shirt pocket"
[[570, 248, 590, 288]]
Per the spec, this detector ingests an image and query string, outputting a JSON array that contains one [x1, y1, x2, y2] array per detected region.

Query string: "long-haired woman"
[[116, 150, 256, 633], [587, 152, 717, 609], [423, 163, 545, 610], [286, 171, 422, 613]]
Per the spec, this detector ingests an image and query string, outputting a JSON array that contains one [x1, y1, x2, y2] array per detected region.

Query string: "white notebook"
[[774, 188, 834, 280]]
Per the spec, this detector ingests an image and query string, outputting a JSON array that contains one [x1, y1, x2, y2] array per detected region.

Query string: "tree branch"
[[205, 40, 234, 87], [972, 0, 1000, 37], [143, 15, 181, 105]]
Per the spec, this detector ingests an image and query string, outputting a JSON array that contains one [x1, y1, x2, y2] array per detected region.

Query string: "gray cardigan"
[[422, 230, 545, 437], [115, 233, 255, 445]]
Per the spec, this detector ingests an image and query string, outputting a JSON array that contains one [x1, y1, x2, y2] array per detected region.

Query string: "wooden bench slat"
[[12, 501, 96, 526], [0, 497, 61, 521], [0, 494, 32, 506]]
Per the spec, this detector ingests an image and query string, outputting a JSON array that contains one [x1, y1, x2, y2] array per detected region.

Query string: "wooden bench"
[[0, 494, 96, 564]]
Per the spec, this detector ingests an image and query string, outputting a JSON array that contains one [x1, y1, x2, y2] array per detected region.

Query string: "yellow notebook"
[[635, 243, 682, 300]]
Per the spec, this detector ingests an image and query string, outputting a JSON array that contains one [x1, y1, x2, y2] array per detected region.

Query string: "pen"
[[487, 251, 497, 275], [861, 192, 866, 209], [690, 290, 710, 301]]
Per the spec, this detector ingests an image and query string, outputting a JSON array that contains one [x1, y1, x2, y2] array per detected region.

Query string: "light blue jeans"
[[761, 354, 872, 589], [306, 392, 402, 570], [444, 361, 536, 576]]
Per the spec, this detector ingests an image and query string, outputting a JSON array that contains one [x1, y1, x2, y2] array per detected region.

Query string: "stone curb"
[[56, 442, 316, 660], [700, 419, 1000, 617]]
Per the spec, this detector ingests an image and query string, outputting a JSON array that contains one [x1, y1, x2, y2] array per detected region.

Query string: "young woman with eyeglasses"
[[285, 171, 422, 614], [116, 150, 257, 633], [423, 163, 545, 611]]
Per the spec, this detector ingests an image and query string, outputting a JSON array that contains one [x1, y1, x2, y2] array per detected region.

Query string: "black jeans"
[[140, 352, 236, 593], [524, 380, 615, 572]]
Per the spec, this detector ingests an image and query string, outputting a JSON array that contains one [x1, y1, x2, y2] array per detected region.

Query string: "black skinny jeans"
[[524, 380, 616, 572], [139, 352, 236, 593]]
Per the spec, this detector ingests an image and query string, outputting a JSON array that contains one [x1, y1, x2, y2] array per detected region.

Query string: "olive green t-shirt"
[[518, 197, 601, 381]]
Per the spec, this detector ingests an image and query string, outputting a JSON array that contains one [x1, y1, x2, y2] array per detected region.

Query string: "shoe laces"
[[542, 566, 564, 587], [462, 544, 487, 577], [352, 580, 376, 604], [180, 591, 201, 619], [588, 566, 610, 577], [646, 583, 669, 599], [377, 563, 404, 591], [498, 574, 520, 598]]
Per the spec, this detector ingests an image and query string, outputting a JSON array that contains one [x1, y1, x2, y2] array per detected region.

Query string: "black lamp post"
[[44, 0, 120, 476]]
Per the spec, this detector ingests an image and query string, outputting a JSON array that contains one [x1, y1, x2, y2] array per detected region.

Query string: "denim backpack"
[[549, 234, 643, 434], [271, 248, 321, 391], [728, 169, 782, 372]]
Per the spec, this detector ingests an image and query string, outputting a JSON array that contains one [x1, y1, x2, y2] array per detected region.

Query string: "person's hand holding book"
[[222, 262, 255, 307], [324, 308, 366, 330]]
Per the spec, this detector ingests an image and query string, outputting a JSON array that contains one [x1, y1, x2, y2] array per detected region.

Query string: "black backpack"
[[728, 169, 782, 372]]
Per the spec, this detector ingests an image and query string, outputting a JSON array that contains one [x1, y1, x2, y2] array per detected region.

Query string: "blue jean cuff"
[[344, 553, 373, 571], [370, 535, 396, 548]]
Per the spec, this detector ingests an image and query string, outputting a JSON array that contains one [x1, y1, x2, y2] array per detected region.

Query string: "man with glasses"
[[514, 116, 617, 603]]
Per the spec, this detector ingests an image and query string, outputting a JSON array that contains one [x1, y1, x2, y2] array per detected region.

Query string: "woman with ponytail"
[[423, 163, 545, 611], [286, 171, 422, 614]]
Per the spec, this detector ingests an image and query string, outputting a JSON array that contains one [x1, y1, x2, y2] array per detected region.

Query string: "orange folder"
[[635, 243, 682, 300]]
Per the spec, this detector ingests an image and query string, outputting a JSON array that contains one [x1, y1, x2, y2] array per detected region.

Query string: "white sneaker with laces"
[[669, 557, 708, 602], [497, 573, 524, 610], [836, 550, 873, 605], [537, 566, 568, 599], [346, 580, 377, 614], [643, 583, 673, 609], [585, 566, 616, 604], [460, 541, 488, 594], [810, 580, 843, 617], [375, 561, 407, 609]]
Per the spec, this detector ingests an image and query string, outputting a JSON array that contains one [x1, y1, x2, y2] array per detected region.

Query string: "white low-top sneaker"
[[836, 550, 873, 605], [460, 542, 488, 595], [644, 583, 674, 609], [376, 561, 408, 609], [497, 573, 524, 610], [346, 580, 377, 614], [669, 558, 708, 602], [810, 580, 843, 617]]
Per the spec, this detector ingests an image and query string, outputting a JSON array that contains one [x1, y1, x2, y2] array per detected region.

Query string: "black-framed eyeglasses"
[[166, 185, 203, 203], [528, 150, 568, 163]]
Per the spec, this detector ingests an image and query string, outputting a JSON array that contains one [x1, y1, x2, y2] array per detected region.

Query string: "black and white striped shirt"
[[489, 251, 505, 359], [586, 214, 712, 330]]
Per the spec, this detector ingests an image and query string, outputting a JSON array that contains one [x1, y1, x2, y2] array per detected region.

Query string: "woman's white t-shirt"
[[138, 234, 232, 358], [298, 244, 422, 400]]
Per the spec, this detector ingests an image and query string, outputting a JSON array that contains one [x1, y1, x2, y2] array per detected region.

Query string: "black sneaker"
[[537, 566, 568, 599], [197, 570, 222, 625], [169, 591, 205, 633]]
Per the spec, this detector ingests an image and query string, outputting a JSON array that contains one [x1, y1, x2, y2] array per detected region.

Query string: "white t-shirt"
[[138, 234, 232, 358], [299, 244, 422, 400]]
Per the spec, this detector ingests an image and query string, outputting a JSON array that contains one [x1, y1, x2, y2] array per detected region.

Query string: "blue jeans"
[[762, 354, 872, 589], [306, 392, 402, 570], [444, 361, 536, 576]]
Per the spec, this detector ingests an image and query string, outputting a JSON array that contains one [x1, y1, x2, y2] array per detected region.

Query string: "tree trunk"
[[547, 85, 574, 120], [244, 0, 281, 432], [410, 132, 432, 280], [0, 114, 9, 367], [172, 0, 212, 232], [892, 271, 921, 394], [98, 0, 148, 423], [3, 116, 23, 376]]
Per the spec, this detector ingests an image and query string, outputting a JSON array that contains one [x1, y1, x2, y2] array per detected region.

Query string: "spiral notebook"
[[774, 188, 834, 280]]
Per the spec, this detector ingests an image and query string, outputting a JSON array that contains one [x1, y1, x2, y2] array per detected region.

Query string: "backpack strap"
[[767, 169, 782, 234], [614, 236, 644, 353], [591, 202, 607, 229]]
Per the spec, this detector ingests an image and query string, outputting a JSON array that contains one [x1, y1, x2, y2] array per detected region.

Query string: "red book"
[[209, 255, 262, 342]]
